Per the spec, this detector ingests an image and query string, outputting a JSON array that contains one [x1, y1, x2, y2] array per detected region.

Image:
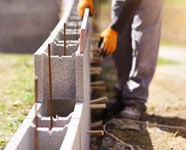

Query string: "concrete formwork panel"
[[5, 0, 91, 149], [42, 54, 76, 100], [5, 103, 74, 150], [50, 41, 79, 57]]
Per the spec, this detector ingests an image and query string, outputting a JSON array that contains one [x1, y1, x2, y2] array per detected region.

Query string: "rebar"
[[76, 22, 79, 40], [48, 43, 53, 130], [64, 23, 67, 56], [34, 77, 38, 150]]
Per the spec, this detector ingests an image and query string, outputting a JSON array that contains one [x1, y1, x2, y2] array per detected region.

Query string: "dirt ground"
[[90, 48, 186, 150]]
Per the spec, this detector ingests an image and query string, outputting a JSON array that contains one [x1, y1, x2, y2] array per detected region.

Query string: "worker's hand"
[[99, 27, 118, 55], [77, 0, 94, 17]]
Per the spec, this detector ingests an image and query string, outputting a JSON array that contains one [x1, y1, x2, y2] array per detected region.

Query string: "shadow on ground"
[[90, 112, 186, 150]]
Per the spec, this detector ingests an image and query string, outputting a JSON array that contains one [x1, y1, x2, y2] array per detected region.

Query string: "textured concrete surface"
[[5, 0, 91, 149], [5, 104, 71, 150]]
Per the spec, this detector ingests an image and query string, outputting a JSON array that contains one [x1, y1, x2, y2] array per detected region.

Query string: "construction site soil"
[[90, 53, 186, 150]]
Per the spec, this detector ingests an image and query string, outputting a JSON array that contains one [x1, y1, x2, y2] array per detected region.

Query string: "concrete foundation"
[[5, 0, 91, 149], [5, 103, 84, 150]]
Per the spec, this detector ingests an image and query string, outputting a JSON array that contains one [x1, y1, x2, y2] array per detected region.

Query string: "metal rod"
[[90, 97, 108, 104], [91, 49, 100, 54], [80, 29, 85, 53], [34, 77, 38, 150], [91, 67, 102, 72], [91, 120, 103, 129], [76, 22, 79, 40], [91, 67, 102, 75], [91, 81, 105, 86], [91, 58, 103, 63], [48, 43, 53, 130], [91, 86, 106, 91], [87, 130, 104, 136], [64, 23, 67, 56], [90, 104, 106, 109]]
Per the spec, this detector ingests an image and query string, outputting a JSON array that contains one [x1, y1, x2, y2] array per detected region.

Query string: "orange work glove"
[[77, 0, 94, 17], [100, 27, 118, 55]]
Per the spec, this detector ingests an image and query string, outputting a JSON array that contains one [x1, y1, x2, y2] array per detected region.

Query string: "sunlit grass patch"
[[0, 53, 34, 150], [165, 0, 186, 8], [158, 57, 179, 65]]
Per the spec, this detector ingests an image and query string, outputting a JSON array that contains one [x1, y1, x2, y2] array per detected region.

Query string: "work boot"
[[106, 93, 124, 113], [119, 104, 145, 120], [105, 85, 124, 113]]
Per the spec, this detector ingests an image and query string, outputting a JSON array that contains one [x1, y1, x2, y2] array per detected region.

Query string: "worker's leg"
[[121, 0, 164, 110], [112, 0, 133, 92], [106, 0, 133, 113]]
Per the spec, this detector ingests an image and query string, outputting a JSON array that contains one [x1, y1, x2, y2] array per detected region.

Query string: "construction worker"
[[77, 0, 164, 119]]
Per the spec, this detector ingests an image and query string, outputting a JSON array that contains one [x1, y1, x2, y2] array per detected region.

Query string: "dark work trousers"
[[112, 0, 164, 109]]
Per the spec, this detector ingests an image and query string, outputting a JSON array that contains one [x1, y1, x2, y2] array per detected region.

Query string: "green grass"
[[165, 0, 186, 8], [160, 41, 186, 48], [158, 57, 178, 65], [0, 53, 34, 150]]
